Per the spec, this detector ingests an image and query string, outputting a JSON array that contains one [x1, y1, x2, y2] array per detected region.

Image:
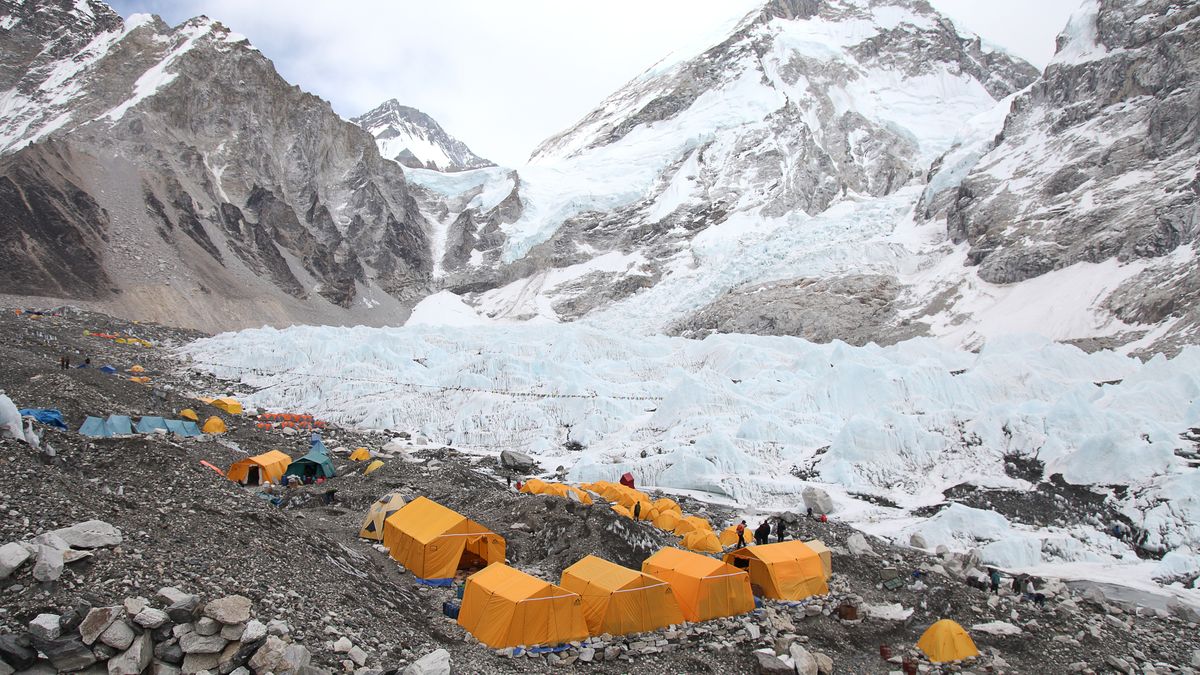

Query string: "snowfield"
[[182, 324, 1200, 599]]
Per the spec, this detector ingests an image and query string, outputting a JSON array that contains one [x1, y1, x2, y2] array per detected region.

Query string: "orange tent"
[[652, 510, 681, 531], [383, 497, 505, 583], [560, 555, 684, 636], [458, 564, 587, 648], [673, 515, 712, 536], [681, 530, 723, 553], [642, 547, 754, 622], [227, 450, 290, 485], [722, 541, 829, 600]]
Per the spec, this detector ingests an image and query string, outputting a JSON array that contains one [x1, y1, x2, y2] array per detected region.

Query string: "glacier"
[[182, 323, 1200, 596]]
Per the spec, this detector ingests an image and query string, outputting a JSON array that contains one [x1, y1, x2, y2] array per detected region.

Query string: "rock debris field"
[[0, 307, 1198, 674]]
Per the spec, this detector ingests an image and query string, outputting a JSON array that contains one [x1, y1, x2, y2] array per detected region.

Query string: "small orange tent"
[[722, 541, 829, 600], [383, 497, 505, 583], [673, 515, 712, 536], [227, 450, 291, 485], [682, 530, 723, 553], [458, 564, 587, 648], [653, 497, 681, 515], [641, 547, 754, 622], [917, 619, 979, 663], [653, 510, 681, 531], [560, 555, 684, 636]]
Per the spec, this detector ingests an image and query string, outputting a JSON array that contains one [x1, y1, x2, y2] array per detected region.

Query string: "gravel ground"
[[1, 305, 1199, 674]]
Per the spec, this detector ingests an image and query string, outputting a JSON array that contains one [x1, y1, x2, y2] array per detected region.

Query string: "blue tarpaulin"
[[135, 416, 168, 433], [19, 409, 67, 430], [99, 365, 118, 374], [79, 416, 111, 437]]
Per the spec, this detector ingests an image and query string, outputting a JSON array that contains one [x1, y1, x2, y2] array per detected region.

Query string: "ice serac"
[[424, 0, 1038, 345], [0, 0, 431, 330], [353, 99, 493, 172], [937, 0, 1200, 355]]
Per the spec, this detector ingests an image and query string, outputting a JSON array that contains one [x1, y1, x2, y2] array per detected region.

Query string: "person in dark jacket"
[[988, 568, 1001, 594], [754, 521, 771, 546], [774, 518, 786, 543], [633, 502, 642, 520]]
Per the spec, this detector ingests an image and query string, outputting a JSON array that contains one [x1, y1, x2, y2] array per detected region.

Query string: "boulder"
[[0, 634, 38, 670], [167, 596, 201, 624], [0, 542, 31, 579], [108, 632, 152, 675], [195, 618, 220, 637], [240, 620, 266, 643], [134, 609, 170, 630], [28, 614, 62, 641], [402, 649, 449, 675], [123, 598, 148, 617], [278, 644, 311, 673], [98, 620, 136, 650], [247, 636, 287, 673], [219, 623, 246, 641], [347, 646, 367, 668], [266, 620, 289, 637], [499, 450, 537, 472], [789, 643, 818, 675], [846, 533, 876, 556], [32, 545, 64, 582], [909, 533, 928, 549], [157, 588, 191, 605], [32, 635, 97, 672], [154, 639, 184, 665], [32, 533, 71, 551], [333, 638, 353, 654], [753, 650, 793, 674], [814, 652, 833, 675], [179, 632, 227, 654], [202, 596, 251, 625], [79, 607, 123, 645], [52, 520, 122, 549], [149, 661, 182, 675], [180, 651, 220, 675], [802, 487, 833, 515], [217, 640, 245, 673]]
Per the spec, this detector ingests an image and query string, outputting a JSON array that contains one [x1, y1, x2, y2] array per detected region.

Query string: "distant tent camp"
[[179, 409, 199, 421], [722, 541, 829, 600], [349, 447, 371, 461], [201, 417, 227, 434], [383, 496, 505, 584], [917, 619, 979, 663], [135, 416, 169, 434], [458, 563, 587, 648], [560, 555, 684, 636], [520, 479, 594, 505], [164, 419, 201, 437], [359, 492, 407, 540], [642, 547, 754, 622], [79, 415, 134, 438], [681, 530, 723, 553], [210, 397, 242, 415], [227, 450, 291, 486], [284, 444, 336, 480]]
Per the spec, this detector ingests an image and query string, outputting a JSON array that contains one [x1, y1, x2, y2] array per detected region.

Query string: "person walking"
[[754, 521, 771, 546], [736, 520, 747, 547], [633, 501, 642, 520], [774, 518, 786, 543], [988, 567, 1001, 594]]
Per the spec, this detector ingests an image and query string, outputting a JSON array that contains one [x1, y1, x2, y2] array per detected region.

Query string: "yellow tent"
[[582, 481, 625, 502], [653, 497, 681, 515], [179, 409, 199, 421], [917, 620, 979, 663], [129, 376, 151, 384], [673, 515, 712, 535], [200, 396, 242, 413], [364, 460, 384, 475], [719, 525, 745, 547], [652, 510, 681, 532], [681, 530, 723, 553], [611, 504, 632, 519], [560, 555, 684, 636], [227, 450, 291, 485], [527, 481, 594, 505], [642, 548, 754, 623], [349, 447, 372, 461], [806, 539, 832, 578], [722, 541, 829, 600], [359, 493, 407, 540], [458, 563, 587, 648], [202, 416, 227, 434], [383, 497, 505, 582], [128, 365, 145, 373]]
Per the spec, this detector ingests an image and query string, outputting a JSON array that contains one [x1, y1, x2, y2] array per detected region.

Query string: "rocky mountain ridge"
[[352, 98, 492, 172]]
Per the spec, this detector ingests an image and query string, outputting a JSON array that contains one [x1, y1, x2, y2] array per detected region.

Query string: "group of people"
[[734, 517, 791, 547], [985, 567, 1045, 607], [59, 355, 91, 369]]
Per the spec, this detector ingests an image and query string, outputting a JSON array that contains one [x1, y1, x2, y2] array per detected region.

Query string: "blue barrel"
[[442, 601, 460, 620]]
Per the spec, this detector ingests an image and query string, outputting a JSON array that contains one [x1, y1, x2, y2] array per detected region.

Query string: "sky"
[[107, 0, 1082, 167]]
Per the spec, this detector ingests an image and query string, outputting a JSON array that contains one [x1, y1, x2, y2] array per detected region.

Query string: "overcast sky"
[[107, 0, 1082, 166]]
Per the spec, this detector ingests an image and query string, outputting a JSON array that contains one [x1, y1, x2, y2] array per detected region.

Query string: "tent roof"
[[249, 450, 292, 466], [644, 547, 733, 578], [389, 496, 489, 546], [563, 555, 655, 593], [469, 563, 561, 603], [729, 540, 820, 564]]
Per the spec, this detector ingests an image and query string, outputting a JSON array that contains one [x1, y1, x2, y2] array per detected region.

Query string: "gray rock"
[[31, 545, 63, 582], [814, 652, 833, 675], [180, 652, 220, 675], [149, 661, 182, 675], [216, 640, 245, 674], [0, 542, 31, 579], [278, 644, 311, 673], [99, 620, 136, 650], [846, 533, 876, 556], [194, 618, 220, 637], [167, 597, 201, 624], [79, 607, 123, 646], [134, 608, 169, 629], [154, 639, 184, 665], [28, 614, 62, 641], [753, 650, 793, 674], [802, 487, 833, 515], [790, 643, 818, 675], [32, 532, 71, 551], [247, 636, 287, 673], [218, 623, 245, 642], [333, 638, 353, 654], [499, 450, 537, 472], [157, 588, 191, 605], [123, 598, 148, 617], [347, 646, 367, 668], [202, 596, 251, 625], [745, 624, 761, 640], [0, 660, 12, 675], [179, 632, 227, 655], [909, 533, 928, 549], [266, 620, 289, 637], [52, 520, 122, 549], [577, 648, 595, 663], [239, 620, 266, 643], [32, 635, 97, 672], [107, 632, 152, 675]]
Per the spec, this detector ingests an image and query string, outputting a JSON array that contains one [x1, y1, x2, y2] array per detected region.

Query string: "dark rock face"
[[0, 1, 431, 329]]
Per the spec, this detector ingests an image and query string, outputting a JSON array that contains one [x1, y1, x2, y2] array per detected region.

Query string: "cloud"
[[107, 0, 1081, 167]]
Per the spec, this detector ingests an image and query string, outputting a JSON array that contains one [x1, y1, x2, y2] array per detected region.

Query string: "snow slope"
[[183, 324, 1200, 593]]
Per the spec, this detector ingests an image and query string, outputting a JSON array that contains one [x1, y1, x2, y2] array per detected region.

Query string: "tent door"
[[247, 466, 261, 486]]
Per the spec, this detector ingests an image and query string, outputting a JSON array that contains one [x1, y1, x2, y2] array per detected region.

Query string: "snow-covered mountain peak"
[[352, 98, 492, 172]]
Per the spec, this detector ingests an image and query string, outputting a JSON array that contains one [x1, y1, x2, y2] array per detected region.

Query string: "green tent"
[[283, 448, 336, 480]]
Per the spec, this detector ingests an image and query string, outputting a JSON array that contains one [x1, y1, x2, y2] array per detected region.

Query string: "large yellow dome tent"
[[719, 525, 743, 547], [652, 510, 681, 532], [641, 547, 754, 622], [673, 515, 712, 536], [653, 497, 681, 515], [722, 541, 829, 600], [917, 619, 979, 663], [457, 563, 587, 648], [383, 497, 505, 584], [560, 555, 684, 636], [201, 416, 227, 434], [682, 530, 724, 553], [359, 493, 406, 541], [227, 450, 291, 486]]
